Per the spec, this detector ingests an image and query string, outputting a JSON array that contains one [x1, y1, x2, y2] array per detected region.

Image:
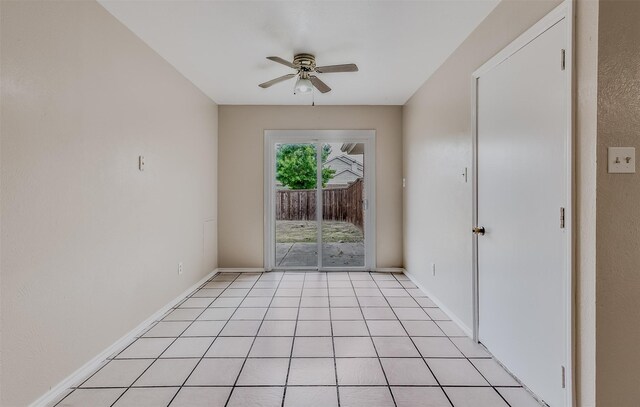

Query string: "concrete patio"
[[276, 242, 364, 267]]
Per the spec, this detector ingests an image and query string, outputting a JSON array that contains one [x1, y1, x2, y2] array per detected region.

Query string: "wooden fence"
[[276, 178, 363, 230]]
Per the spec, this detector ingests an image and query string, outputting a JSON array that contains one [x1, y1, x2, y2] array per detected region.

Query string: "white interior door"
[[475, 17, 569, 407]]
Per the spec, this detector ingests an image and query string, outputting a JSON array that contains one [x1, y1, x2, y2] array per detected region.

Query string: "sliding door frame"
[[264, 130, 376, 271]]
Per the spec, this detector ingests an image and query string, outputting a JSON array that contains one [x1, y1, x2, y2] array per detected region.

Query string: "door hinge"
[[561, 365, 566, 388], [561, 49, 566, 71], [560, 207, 565, 229]]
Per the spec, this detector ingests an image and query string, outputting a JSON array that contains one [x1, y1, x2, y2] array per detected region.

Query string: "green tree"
[[276, 144, 335, 189]]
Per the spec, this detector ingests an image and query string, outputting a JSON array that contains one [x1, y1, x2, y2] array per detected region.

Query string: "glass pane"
[[274, 143, 318, 268], [321, 142, 365, 268]]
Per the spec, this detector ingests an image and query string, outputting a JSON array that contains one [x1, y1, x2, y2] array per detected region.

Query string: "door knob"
[[472, 226, 485, 236]]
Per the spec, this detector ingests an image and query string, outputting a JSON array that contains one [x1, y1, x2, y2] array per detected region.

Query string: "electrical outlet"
[[402, 178, 406, 188], [432, 263, 436, 276], [178, 262, 183, 275], [139, 155, 145, 171]]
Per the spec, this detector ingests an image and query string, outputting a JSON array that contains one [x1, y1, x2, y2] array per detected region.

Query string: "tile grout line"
[[75, 278, 215, 386], [169, 272, 265, 407], [221, 271, 288, 407], [114, 273, 243, 407], [55, 273, 239, 407], [385, 274, 522, 406], [328, 274, 341, 407], [61, 384, 521, 389], [405, 269, 520, 407], [157, 273, 245, 406], [280, 272, 304, 407], [372, 272, 454, 407], [443, 320, 517, 407], [350, 271, 398, 407]]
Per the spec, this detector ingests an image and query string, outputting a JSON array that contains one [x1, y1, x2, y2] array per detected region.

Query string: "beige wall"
[[0, 1, 218, 405], [596, 1, 640, 405], [403, 0, 598, 405], [218, 105, 403, 269]]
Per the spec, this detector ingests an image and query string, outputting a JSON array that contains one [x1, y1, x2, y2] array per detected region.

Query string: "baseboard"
[[373, 267, 406, 273], [216, 268, 404, 273], [30, 268, 219, 407], [217, 267, 266, 273], [403, 269, 473, 338]]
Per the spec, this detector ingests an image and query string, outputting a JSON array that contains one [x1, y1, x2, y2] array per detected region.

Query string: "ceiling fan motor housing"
[[293, 54, 316, 72]]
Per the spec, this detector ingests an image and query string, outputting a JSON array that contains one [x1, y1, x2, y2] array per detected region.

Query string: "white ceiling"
[[99, 0, 498, 105]]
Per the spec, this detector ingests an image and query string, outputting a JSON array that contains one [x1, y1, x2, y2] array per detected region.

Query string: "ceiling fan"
[[259, 53, 358, 94]]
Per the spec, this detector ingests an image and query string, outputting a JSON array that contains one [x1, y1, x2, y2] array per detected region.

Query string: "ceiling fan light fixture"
[[294, 77, 313, 94]]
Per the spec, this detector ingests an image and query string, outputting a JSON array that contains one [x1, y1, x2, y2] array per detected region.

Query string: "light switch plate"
[[608, 147, 635, 173]]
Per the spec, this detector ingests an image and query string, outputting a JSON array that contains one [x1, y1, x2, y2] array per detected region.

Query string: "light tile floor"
[[53, 272, 542, 407]]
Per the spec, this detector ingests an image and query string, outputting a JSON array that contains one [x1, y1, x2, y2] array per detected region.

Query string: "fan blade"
[[310, 76, 331, 93], [266, 56, 297, 69], [315, 63, 358, 73], [259, 73, 296, 88]]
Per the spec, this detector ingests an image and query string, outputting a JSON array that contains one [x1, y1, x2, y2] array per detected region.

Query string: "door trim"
[[263, 130, 376, 271], [471, 1, 574, 405]]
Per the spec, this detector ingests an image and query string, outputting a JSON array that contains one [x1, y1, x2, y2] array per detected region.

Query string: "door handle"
[[472, 226, 485, 236]]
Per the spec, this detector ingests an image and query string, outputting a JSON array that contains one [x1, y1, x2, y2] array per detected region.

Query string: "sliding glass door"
[[274, 142, 319, 268], [321, 142, 365, 268], [266, 132, 373, 271]]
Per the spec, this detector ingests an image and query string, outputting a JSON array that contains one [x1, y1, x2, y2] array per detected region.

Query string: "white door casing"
[[472, 2, 573, 407]]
